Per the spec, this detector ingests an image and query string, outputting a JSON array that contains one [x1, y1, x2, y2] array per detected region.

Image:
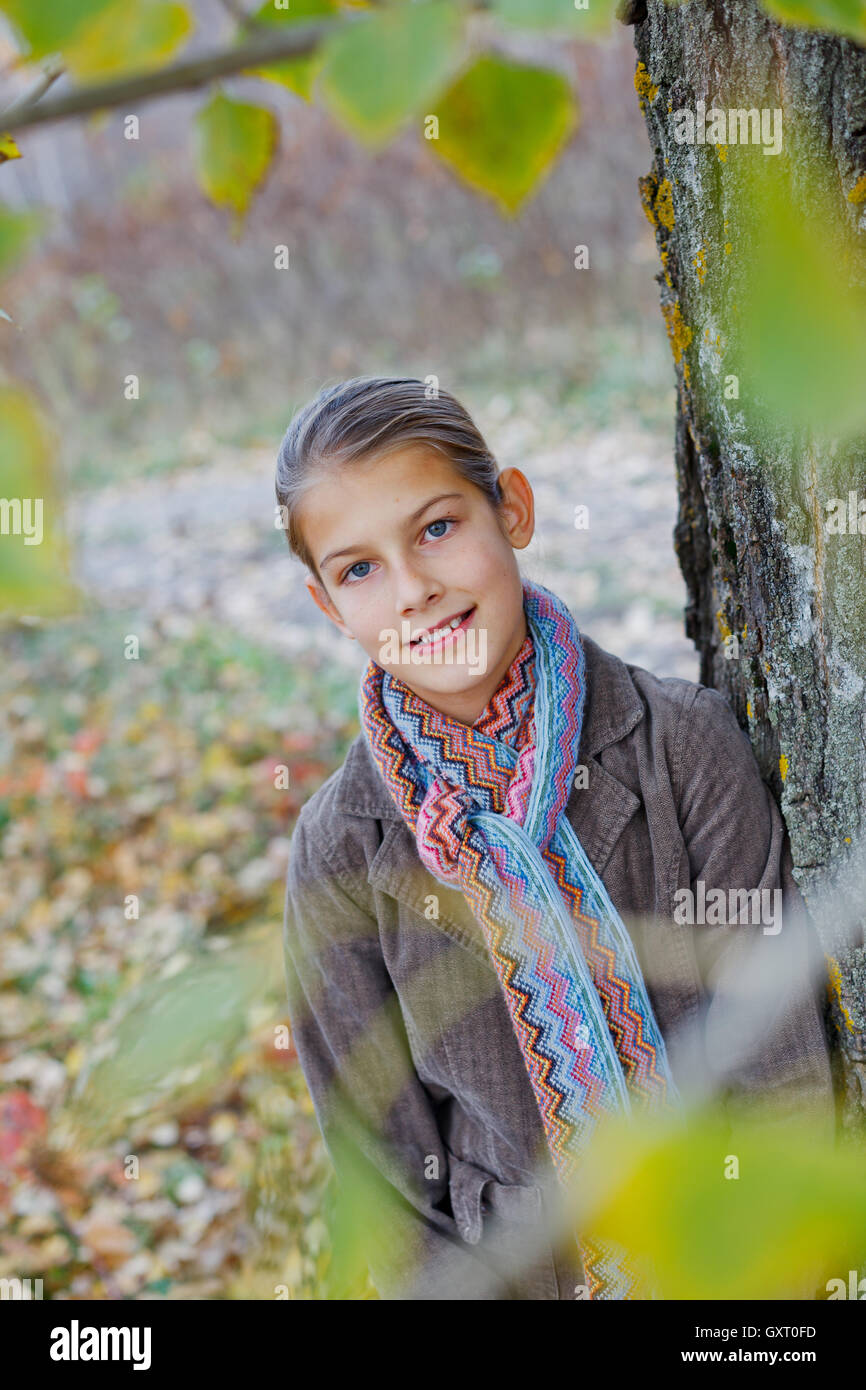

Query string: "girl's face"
[[296, 445, 536, 725]]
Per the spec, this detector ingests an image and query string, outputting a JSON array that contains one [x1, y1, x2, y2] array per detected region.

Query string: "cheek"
[[468, 533, 514, 587], [340, 584, 391, 643], [450, 525, 508, 577]]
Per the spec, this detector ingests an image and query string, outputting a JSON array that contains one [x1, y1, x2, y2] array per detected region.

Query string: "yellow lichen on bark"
[[639, 171, 675, 232], [662, 300, 692, 364], [654, 178, 675, 230], [634, 61, 659, 104], [638, 173, 658, 227], [826, 956, 857, 1033], [847, 172, 866, 204]]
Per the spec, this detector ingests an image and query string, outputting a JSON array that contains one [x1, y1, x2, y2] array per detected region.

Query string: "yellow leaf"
[[0, 133, 22, 163], [62, 0, 194, 79], [431, 55, 578, 215], [193, 89, 279, 230], [243, 53, 325, 104], [573, 1103, 866, 1299]]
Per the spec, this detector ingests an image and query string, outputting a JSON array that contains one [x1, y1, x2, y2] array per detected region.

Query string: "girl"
[[276, 375, 834, 1301]]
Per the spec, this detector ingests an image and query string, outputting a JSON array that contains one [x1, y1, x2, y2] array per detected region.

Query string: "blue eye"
[[343, 560, 372, 584], [425, 517, 455, 539]]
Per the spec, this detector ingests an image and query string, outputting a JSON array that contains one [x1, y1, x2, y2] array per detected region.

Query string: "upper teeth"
[[415, 612, 466, 644]]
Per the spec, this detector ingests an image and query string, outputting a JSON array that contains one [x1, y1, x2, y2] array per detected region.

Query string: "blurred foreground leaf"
[[492, 0, 618, 36], [575, 1102, 866, 1299], [0, 134, 22, 163], [759, 0, 866, 42], [0, 385, 80, 618], [0, 0, 192, 76], [193, 89, 279, 231], [243, 54, 324, 102], [60, 0, 194, 80], [0, 201, 44, 277], [251, 0, 338, 19], [431, 54, 578, 215], [734, 151, 866, 441], [242, 0, 337, 102], [61, 925, 284, 1148], [324, 1125, 411, 1300], [317, 0, 465, 148], [0, 0, 118, 59]]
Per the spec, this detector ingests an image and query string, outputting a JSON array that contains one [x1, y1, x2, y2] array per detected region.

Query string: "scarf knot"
[[415, 734, 539, 884], [416, 778, 476, 883]]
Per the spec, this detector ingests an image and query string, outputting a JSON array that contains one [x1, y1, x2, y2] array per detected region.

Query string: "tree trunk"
[[625, 0, 866, 1132]]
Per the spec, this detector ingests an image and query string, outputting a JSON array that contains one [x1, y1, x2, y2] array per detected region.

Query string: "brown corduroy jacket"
[[282, 632, 836, 1300]]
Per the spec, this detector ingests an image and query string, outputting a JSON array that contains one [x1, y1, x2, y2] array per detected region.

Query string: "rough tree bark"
[[622, 0, 866, 1132]]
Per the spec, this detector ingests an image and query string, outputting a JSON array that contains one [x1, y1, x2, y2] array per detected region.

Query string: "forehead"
[[299, 444, 469, 540]]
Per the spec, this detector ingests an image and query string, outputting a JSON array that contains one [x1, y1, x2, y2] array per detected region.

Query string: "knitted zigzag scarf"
[[359, 577, 680, 1299]]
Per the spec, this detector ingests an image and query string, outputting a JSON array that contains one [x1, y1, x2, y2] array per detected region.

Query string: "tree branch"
[[0, 19, 342, 134], [0, 56, 66, 123]]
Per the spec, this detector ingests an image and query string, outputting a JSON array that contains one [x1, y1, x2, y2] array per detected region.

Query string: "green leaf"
[[0, 0, 118, 58], [0, 202, 44, 277], [491, 0, 618, 36], [734, 152, 866, 441], [244, 53, 324, 101], [758, 0, 866, 42], [61, 1, 194, 79], [62, 927, 282, 1146], [0, 0, 191, 74], [431, 54, 578, 215], [250, 0, 338, 23], [317, 0, 465, 148], [242, 0, 337, 99], [0, 386, 81, 618], [575, 1103, 866, 1299], [192, 89, 279, 228], [326, 1122, 423, 1299]]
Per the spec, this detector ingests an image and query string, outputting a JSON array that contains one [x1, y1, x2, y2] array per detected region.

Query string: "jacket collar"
[[334, 631, 645, 822]]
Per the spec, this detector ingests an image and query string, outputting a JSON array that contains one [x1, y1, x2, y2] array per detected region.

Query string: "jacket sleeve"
[[673, 684, 835, 1136], [282, 805, 506, 1300]]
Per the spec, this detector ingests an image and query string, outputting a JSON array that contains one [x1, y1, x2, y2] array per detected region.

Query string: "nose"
[[393, 556, 443, 618]]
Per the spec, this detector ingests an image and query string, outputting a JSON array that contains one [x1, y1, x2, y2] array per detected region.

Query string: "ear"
[[496, 467, 535, 549], [304, 573, 355, 640]]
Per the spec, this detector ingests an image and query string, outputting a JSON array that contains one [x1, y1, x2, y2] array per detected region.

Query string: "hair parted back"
[[275, 375, 506, 586]]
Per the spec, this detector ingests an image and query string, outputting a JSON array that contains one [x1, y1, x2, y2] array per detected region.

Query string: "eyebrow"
[[318, 492, 465, 571]]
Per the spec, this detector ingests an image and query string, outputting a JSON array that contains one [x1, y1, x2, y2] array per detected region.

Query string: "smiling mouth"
[[410, 607, 476, 648]]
